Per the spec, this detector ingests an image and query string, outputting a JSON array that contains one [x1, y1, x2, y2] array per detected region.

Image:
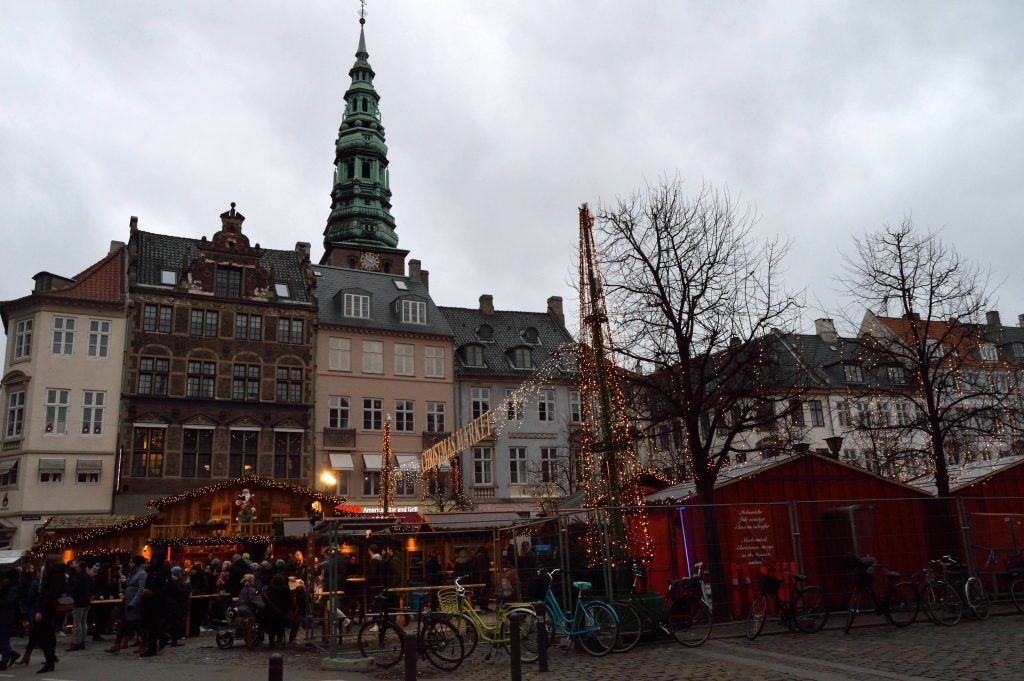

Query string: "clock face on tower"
[[358, 252, 381, 271]]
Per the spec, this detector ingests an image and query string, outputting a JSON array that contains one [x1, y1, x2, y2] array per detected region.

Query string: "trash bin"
[[408, 579, 427, 611]]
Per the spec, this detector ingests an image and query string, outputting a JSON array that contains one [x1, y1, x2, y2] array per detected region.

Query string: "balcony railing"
[[323, 428, 356, 448], [471, 486, 496, 499], [149, 522, 275, 539]]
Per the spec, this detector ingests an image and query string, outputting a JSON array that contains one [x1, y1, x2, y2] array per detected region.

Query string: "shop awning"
[[362, 454, 382, 471], [76, 459, 102, 472], [423, 510, 527, 531], [38, 458, 65, 472], [0, 550, 25, 566], [329, 453, 355, 470], [0, 460, 16, 475]]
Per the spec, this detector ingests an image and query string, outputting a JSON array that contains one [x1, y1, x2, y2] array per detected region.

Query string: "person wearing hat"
[[107, 556, 146, 654], [166, 566, 190, 647]]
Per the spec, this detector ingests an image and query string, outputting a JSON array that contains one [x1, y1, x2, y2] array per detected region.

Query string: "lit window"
[[329, 337, 352, 371], [229, 430, 258, 477], [182, 429, 213, 478], [81, 391, 104, 434], [425, 346, 445, 377], [362, 341, 383, 374], [88, 320, 111, 358], [13, 319, 32, 359], [344, 293, 370, 318], [132, 427, 165, 477], [394, 343, 415, 376], [52, 317, 75, 355], [6, 391, 25, 438]]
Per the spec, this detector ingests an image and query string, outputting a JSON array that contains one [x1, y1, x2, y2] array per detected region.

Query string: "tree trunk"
[[695, 478, 729, 620]]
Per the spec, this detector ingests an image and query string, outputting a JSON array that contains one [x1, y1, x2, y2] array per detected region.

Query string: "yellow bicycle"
[[438, 576, 540, 661]]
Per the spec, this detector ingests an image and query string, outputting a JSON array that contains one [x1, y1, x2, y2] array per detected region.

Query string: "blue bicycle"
[[537, 568, 619, 657]]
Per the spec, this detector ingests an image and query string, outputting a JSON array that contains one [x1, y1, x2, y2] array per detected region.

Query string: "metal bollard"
[[404, 629, 417, 681], [509, 611, 521, 681], [268, 652, 284, 681], [534, 601, 549, 673]]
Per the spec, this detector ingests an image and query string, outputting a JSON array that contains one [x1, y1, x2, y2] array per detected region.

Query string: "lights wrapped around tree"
[[379, 416, 395, 516]]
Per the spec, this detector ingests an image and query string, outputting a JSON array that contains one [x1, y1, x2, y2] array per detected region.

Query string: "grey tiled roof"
[[314, 265, 454, 337], [136, 231, 314, 304], [439, 306, 576, 378]]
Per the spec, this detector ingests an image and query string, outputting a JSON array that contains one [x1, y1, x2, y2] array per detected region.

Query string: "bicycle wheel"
[[574, 602, 618, 657], [611, 601, 643, 652], [215, 630, 234, 649], [669, 598, 712, 647], [963, 577, 989, 620], [885, 582, 920, 628], [447, 612, 479, 658], [357, 619, 404, 668], [498, 607, 541, 663], [845, 588, 871, 634], [793, 586, 829, 634], [1011, 578, 1024, 613], [745, 595, 768, 641], [923, 581, 961, 627], [421, 618, 465, 672]]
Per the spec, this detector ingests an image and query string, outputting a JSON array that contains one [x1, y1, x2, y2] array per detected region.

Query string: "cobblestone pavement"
[[28, 607, 1022, 680]]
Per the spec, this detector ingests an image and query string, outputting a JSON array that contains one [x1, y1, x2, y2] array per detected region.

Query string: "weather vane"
[[359, 0, 367, 23]]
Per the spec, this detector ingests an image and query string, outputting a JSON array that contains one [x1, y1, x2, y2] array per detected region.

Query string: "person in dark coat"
[[140, 554, 171, 657], [517, 542, 539, 601], [0, 569, 21, 669], [108, 556, 145, 654], [365, 544, 384, 591], [225, 554, 250, 598], [471, 544, 492, 612], [425, 549, 442, 607], [187, 564, 208, 638], [67, 560, 93, 651], [167, 566, 190, 646], [260, 574, 293, 649], [32, 555, 65, 673]]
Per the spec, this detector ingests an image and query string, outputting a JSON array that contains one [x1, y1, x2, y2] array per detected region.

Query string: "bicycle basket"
[[437, 588, 460, 614], [761, 574, 783, 596]]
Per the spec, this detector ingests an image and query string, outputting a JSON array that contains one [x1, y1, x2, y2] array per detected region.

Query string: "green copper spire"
[[324, 16, 398, 252]]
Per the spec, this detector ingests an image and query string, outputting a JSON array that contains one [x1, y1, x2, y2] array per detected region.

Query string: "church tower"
[[321, 15, 408, 274]]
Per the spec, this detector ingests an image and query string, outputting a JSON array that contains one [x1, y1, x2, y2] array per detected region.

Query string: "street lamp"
[[825, 436, 844, 459], [320, 469, 338, 491]]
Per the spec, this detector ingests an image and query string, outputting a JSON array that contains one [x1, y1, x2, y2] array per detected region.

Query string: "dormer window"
[[979, 344, 997, 362], [160, 270, 177, 286], [1012, 343, 1024, 360], [401, 299, 427, 325], [509, 347, 535, 370], [844, 364, 864, 384], [476, 324, 494, 342], [887, 366, 907, 386], [461, 345, 485, 368], [275, 283, 290, 298], [343, 293, 370, 319], [521, 327, 540, 345]]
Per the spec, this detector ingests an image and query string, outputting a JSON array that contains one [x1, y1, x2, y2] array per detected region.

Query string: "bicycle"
[[438, 576, 540, 661], [914, 558, 962, 627], [215, 606, 265, 650], [746, 561, 829, 640], [357, 588, 465, 670], [536, 568, 619, 657], [612, 560, 712, 652], [844, 556, 919, 633], [936, 555, 988, 620]]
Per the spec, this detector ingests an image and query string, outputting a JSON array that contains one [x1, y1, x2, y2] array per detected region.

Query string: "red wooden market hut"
[[642, 453, 935, 617]]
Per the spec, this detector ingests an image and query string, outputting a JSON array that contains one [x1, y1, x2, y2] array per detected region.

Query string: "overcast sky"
[[3, 1, 1024, 339]]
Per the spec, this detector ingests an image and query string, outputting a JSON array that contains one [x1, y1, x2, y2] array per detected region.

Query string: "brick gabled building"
[[115, 205, 317, 514]]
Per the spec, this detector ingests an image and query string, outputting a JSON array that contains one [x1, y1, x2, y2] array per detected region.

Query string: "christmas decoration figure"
[[235, 488, 257, 524]]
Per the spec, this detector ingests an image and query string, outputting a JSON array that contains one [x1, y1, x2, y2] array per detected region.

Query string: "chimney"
[[420, 268, 429, 292], [109, 240, 125, 255], [218, 202, 245, 233], [814, 318, 838, 343], [408, 259, 421, 283], [547, 296, 564, 326], [294, 242, 310, 261], [903, 311, 920, 321], [1019, 314, 1024, 329], [986, 310, 1002, 328], [129, 216, 138, 232], [479, 294, 494, 316]]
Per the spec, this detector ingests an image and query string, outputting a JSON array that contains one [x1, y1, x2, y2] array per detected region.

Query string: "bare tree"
[[839, 218, 1019, 497], [594, 177, 803, 606]]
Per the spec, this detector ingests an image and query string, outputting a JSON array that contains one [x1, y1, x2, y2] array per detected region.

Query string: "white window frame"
[[426, 402, 446, 433], [13, 319, 32, 360], [328, 396, 351, 429], [401, 299, 427, 325], [44, 389, 70, 435], [844, 364, 864, 384], [395, 399, 415, 432], [363, 398, 383, 431], [362, 341, 384, 374], [424, 346, 445, 378], [81, 391, 104, 435], [471, 387, 490, 420], [5, 391, 25, 438], [343, 293, 370, 319], [77, 471, 100, 484], [160, 270, 177, 286], [52, 317, 75, 356], [275, 283, 290, 298], [328, 337, 351, 371], [570, 391, 582, 423], [88, 319, 111, 358], [509, 447, 528, 484], [836, 400, 852, 428], [538, 388, 556, 422], [40, 470, 64, 484], [394, 343, 415, 376], [505, 388, 524, 420], [540, 447, 559, 483], [895, 401, 912, 426], [808, 400, 825, 427], [473, 446, 493, 486], [362, 470, 380, 496], [979, 344, 998, 362]]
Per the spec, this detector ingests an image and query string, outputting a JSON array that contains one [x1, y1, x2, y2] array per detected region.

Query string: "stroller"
[[214, 605, 265, 650]]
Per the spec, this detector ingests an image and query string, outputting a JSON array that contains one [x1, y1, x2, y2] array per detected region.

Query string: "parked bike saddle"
[[573, 581, 592, 591], [792, 573, 808, 582]]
